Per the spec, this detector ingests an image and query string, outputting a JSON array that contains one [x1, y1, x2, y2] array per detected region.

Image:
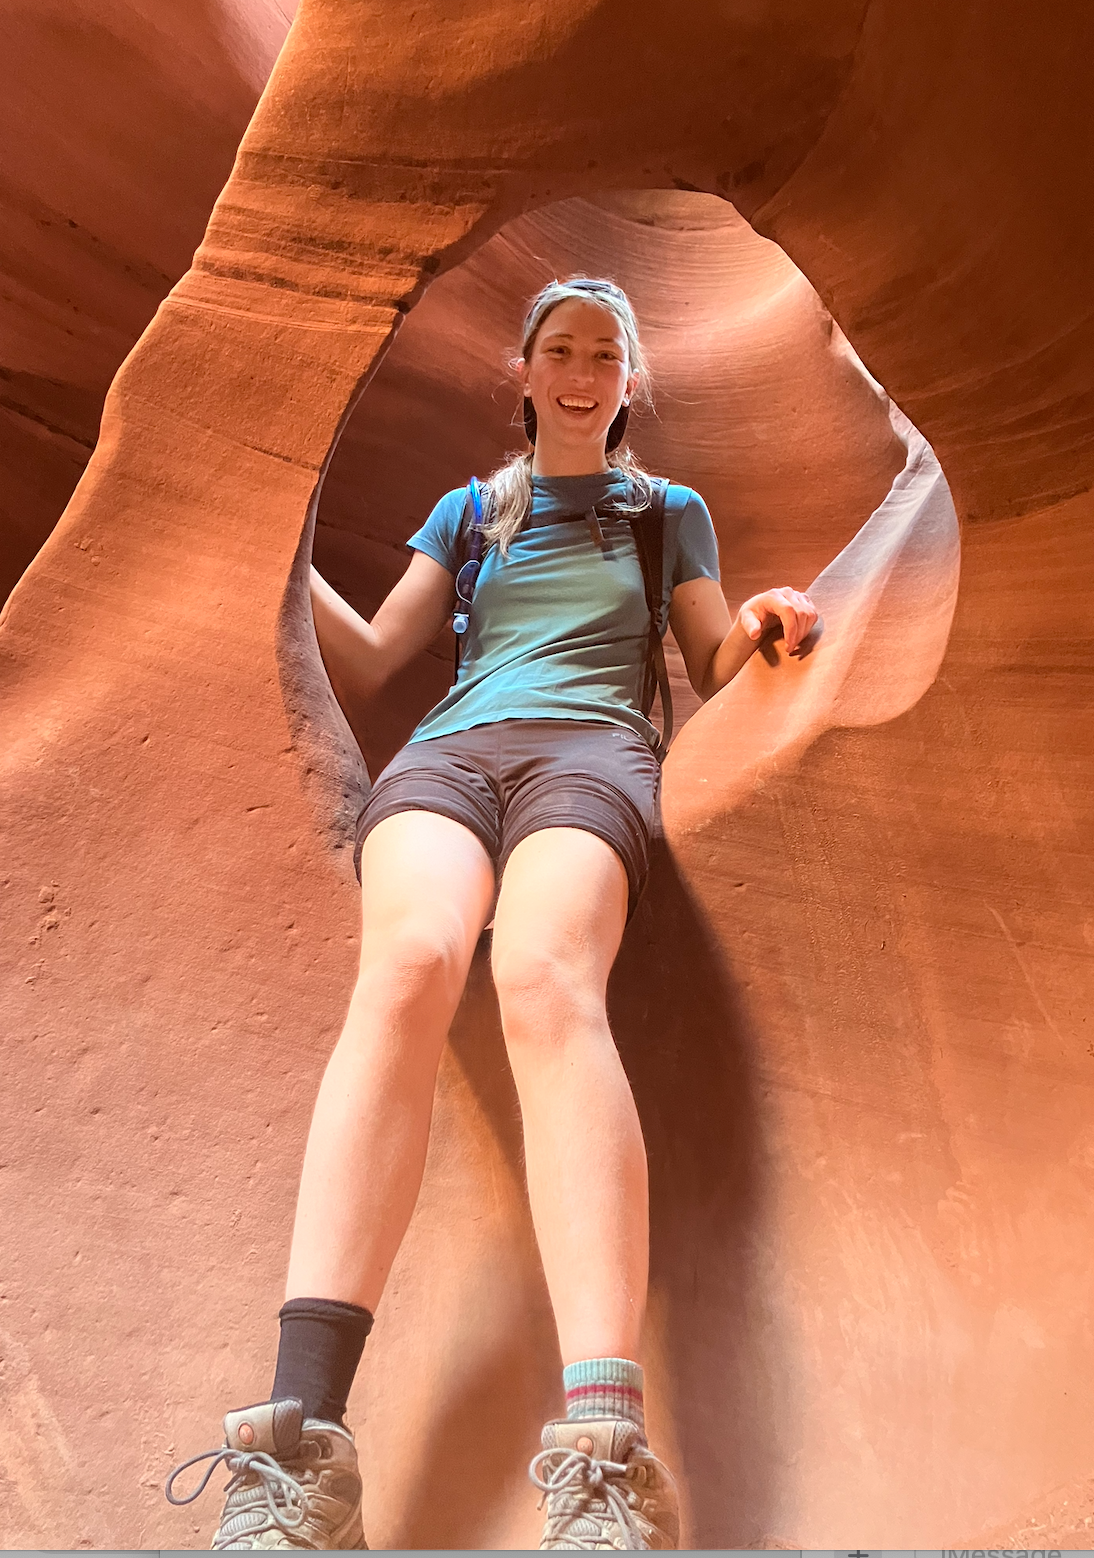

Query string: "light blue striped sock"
[[563, 1357, 644, 1433]]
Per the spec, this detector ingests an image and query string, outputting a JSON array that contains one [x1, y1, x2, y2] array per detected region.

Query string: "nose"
[[565, 357, 596, 387]]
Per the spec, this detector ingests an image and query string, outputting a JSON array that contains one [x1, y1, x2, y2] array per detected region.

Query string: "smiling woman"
[[167, 271, 816, 1551], [483, 279, 656, 550], [520, 282, 645, 456]]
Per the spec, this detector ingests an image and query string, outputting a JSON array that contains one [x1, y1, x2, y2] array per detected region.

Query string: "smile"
[[556, 396, 598, 412]]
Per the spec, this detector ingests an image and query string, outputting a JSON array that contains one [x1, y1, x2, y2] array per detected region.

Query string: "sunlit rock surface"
[[1, 0, 1092, 1547]]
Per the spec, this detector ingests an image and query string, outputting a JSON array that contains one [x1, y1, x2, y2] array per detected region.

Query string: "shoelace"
[[529, 1446, 646, 1551], [165, 1443, 309, 1543]]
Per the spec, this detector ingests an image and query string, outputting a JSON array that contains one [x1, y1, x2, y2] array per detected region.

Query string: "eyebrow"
[[541, 331, 623, 344]]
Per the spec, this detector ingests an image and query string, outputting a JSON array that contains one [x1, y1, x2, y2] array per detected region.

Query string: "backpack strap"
[[449, 475, 674, 756], [452, 477, 488, 680], [629, 477, 673, 758]]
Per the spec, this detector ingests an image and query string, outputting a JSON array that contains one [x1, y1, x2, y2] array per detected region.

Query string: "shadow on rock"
[[611, 838, 778, 1549], [383, 951, 559, 1551], [391, 837, 776, 1549]]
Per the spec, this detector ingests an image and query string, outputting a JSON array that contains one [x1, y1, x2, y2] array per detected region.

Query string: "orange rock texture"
[[1, 0, 1092, 1548], [0, 0, 297, 603]]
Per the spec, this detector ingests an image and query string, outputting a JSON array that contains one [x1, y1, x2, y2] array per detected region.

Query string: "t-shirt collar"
[[529, 469, 632, 524]]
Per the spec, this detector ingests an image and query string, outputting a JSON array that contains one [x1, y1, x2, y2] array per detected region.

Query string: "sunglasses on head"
[[556, 278, 624, 298]]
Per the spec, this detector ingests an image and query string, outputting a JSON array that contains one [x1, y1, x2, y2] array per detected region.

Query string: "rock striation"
[[0, 0, 297, 603]]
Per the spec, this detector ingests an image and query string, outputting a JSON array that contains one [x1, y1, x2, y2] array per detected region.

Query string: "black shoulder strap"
[[630, 477, 673, 758], [454, 485, 476, 565]]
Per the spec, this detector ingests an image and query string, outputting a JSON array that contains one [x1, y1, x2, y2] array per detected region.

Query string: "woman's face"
[[519, 298, 638, 456]]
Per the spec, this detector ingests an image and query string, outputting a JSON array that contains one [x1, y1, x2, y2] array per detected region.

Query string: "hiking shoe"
[[165, 1397, 366, 1549], [529, 1417, 679, 1550]]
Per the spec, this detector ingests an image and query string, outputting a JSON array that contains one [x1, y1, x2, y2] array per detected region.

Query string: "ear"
[[513, 355, 529, 394], [626, 369, 639, 402]]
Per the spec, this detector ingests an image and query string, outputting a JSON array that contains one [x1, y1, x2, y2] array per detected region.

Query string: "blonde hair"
[[485, 277, 655, 552]]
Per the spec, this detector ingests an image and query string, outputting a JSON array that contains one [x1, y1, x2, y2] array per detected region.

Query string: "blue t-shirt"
[[406, 470, 720, 750]]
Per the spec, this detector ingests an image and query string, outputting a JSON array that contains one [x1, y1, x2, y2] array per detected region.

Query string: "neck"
[[530, 435, 612, 478]]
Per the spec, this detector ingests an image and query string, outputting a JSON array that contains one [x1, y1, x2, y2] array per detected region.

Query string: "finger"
[[773, 600, 804, 652], [740, 606, 764, 640], [789, 596, 817, 649], [778, 605, 799, 651], [773, 590, 801, 643]]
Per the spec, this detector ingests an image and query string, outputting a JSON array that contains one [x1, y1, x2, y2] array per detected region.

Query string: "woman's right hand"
[[309, 552, 455, 711]]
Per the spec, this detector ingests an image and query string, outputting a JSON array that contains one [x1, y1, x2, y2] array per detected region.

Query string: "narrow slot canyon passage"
[[290, 192, 961, 1550], [1, 0, 1093, 1550]]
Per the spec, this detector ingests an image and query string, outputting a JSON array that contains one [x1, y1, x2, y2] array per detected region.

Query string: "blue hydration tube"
[[452, 475, 486, 638]]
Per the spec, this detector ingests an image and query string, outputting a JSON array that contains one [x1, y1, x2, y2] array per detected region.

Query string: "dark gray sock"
[[270, 1297, 374, 1426]]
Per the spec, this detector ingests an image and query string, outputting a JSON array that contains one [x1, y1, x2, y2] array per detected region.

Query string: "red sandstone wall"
[[0, 0, 295, 602], [1, 0, 1092, 1547]]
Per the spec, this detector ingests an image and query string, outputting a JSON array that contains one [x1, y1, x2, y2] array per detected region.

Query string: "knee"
[[357, 914, 468, 1011], [491, 943, 600, 1040]]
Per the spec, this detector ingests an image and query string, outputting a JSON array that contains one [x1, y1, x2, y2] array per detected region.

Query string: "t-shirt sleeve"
[[406, 487, 467, 573], [670, 487, 721, 588]]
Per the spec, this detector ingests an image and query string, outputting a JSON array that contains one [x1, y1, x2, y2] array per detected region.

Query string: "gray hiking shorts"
[[354, 718, 661, 915]]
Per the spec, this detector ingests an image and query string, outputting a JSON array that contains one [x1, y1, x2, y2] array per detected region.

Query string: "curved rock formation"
[[1, 0, 1092, 1548], [0, 0, 295, 601], [311, 193, 910, 781]]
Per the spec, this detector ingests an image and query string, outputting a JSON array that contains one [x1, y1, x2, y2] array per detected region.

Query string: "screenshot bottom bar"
[[0, 1549, 1077, 1557]]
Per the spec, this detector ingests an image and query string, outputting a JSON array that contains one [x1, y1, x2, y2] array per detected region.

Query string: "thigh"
[[491, 826, 629, 993], [498, 721, 661, 917], [354, 730, 503, 879], [357, 810, 496, 973]]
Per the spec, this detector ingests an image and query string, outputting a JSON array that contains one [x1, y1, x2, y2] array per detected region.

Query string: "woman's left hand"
[[738, 587, 819, 656], [669, 577, 821, 700]]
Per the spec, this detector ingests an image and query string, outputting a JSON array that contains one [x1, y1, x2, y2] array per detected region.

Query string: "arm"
[[309, 550, 455, 712], [669, 576, 819, 701]]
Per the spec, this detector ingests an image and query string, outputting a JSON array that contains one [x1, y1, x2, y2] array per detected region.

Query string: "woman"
[[167, 276, 817, 1550]]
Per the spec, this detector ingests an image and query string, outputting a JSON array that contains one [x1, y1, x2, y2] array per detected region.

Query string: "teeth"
[[558, 397, 596, 409]]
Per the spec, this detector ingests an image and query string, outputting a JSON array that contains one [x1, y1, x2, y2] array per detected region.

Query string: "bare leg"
[[490, 828, 647, 1365], [285, 811, 495, 1310]]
